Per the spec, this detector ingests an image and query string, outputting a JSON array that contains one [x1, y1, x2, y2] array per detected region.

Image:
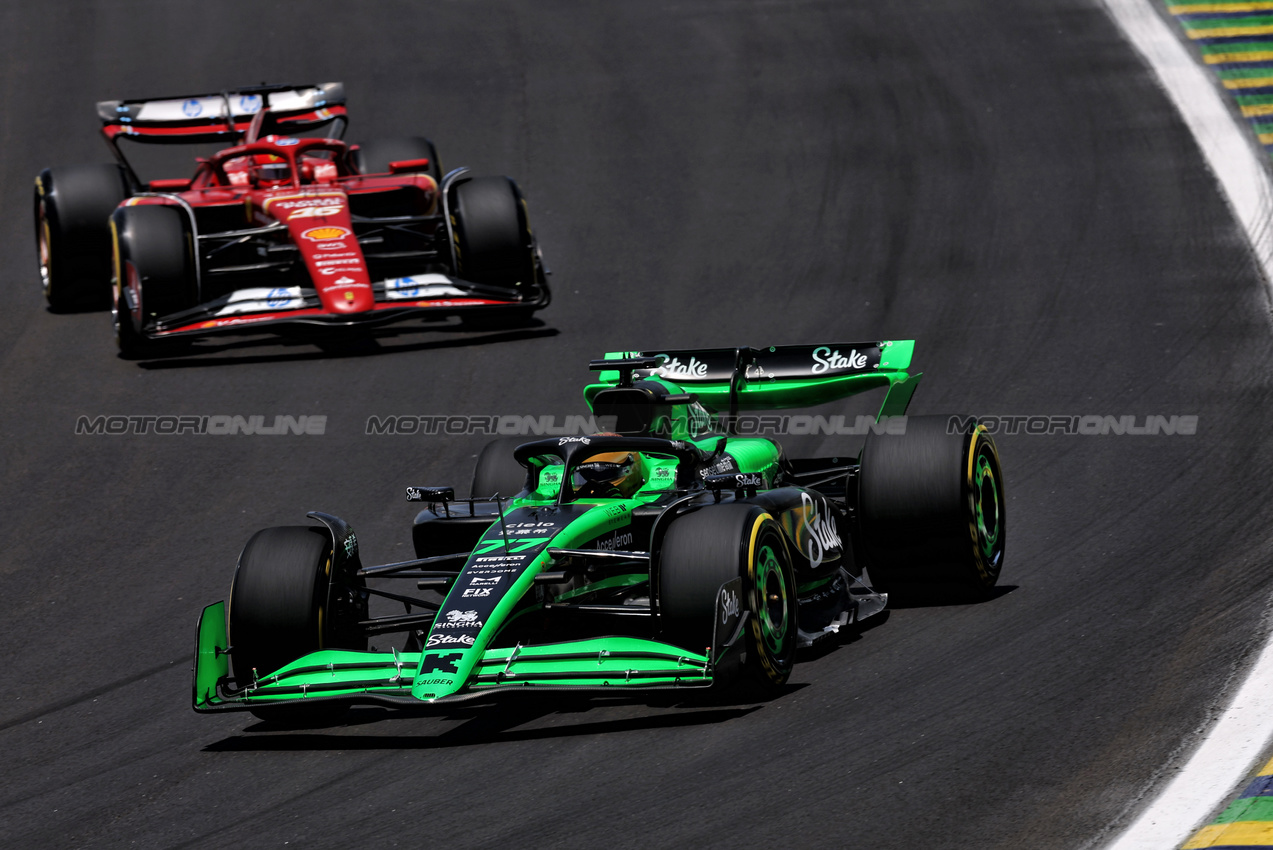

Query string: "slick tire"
[[35, 164, 130, 311], [229, 526, 333, 682], [229, 526, 364, 724], [111, 205, 197, 358], [352, 136, 441, 182], [660, 503, 797, 694], [470, 436, 531, 500], [858, 415, 1005, 596], [450, 176, 535, 291], [113, 285, 156, 360]]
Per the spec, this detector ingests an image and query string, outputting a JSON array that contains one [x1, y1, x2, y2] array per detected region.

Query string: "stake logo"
[[657, 355, 709, 379], [811, 346, 868, 373], [799, 492, 842, 569], [720, 587, 740, 624], [426, 633, 475, 648]]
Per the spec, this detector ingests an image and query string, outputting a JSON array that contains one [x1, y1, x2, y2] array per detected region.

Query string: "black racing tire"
[[352, 136, 441, 182], [113, 285, 153, 360], [229, 526, 333, 682], [228, 526, 365, 724], [35, 164, 130, 311], [471, 437, 531, 499], [660, 503, 797, 693], [858, 415, 1005, 595], [450, 176, 535, 291], [111, 204, 197, 358]]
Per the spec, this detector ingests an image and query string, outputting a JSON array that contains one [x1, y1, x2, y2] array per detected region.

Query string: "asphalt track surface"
[[1, 1, 1271, 848]]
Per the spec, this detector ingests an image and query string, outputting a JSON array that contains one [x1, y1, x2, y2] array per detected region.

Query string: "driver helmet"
[[252, 154, 291, 187], [572, 449, 645, 498]]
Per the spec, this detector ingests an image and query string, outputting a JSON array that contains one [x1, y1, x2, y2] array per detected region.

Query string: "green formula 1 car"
[[193, 342, 1005, 719]]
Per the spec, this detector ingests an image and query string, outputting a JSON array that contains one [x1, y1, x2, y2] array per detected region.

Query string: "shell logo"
[[301, 226, 351, 241]]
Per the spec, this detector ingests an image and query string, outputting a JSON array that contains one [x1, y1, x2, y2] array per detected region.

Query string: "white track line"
[[1105, 630, 1273, 849], [1100, 0, 1273, 289], [1101, 4, 1273, 847]]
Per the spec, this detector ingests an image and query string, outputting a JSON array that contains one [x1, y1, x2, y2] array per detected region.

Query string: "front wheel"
[[858, 415, 1005, 595], [660, 503, 797, 693], [111, 204, 197, 358], [228, 525, 366, 723], [450, 176, 537, 292]]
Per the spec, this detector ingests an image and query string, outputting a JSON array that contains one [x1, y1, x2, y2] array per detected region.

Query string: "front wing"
[[145, 274, 549, 340], [193, 598, 738, 712]]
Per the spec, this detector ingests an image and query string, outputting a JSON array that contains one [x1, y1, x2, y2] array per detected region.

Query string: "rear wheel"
[[450, 176, 536, 292], [660, 503, 797, 693], [858, 415, 1005, 595], [35, 165, 130, 311], [228, 525, 366, 723], [111, 205, 197, 358], [352, 136, 441, 182]]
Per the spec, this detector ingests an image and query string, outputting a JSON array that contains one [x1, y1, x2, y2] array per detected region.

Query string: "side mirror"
[[388, 158, 431, 174], [703, 472, 763, 500], [406, 486, 455, 503]]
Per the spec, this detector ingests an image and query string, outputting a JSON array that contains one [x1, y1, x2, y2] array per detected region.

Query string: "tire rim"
[[37, 203, 52, 296], [754, 538, 789, 655], [972, 444, 1003, 566]]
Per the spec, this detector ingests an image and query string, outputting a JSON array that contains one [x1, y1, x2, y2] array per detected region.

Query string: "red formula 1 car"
[[34, 83, 550, 355]]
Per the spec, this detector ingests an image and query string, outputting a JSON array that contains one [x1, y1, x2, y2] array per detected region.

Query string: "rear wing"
[[97, 82, 347, 145], [586, 341, 921, 419]]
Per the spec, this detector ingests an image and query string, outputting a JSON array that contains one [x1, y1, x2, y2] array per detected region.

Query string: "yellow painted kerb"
[[1189, 24, 1273, 39], [1171, 3, 1273, 11], [1226, 77, 1273, 89], [1183, 820, 1273, 847], [1206, 51, 1273, 63]]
